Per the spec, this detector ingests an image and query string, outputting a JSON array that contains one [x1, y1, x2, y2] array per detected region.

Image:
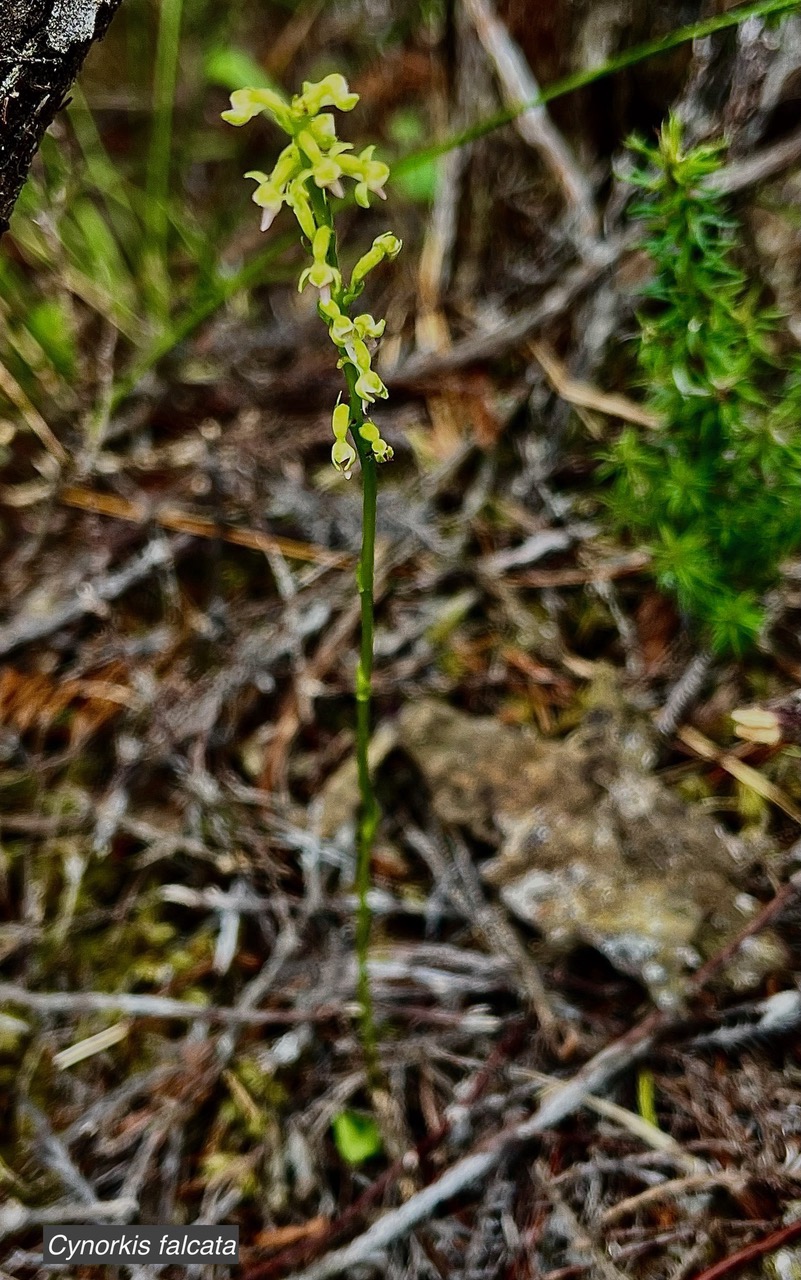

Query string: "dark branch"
[[0, 0, 126, 235]]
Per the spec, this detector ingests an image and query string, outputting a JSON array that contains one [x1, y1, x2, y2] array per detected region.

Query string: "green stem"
[[348, 367, 380, 1084], [309, 184, 381, 1085]]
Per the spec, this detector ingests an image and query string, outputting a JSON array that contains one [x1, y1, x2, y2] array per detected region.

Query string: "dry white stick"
[[0, 1197, 136, 1242], [462, 0, 599, 242], [0, 535, 189, 658], [0, 983, 325, 1025], [389, 239, 627, 384], [286, 1030, 656, 1280], [708, 123, 801, 194], [513, 1067, 702, 1171], [600, 1171, 742, 1227]]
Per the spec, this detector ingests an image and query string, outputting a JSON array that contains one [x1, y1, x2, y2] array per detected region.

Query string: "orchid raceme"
[[222, 77, 388, 228], [222, 74, 399, 467], [222, 75, 401, 1085]]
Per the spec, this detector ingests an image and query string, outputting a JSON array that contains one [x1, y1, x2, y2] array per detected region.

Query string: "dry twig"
[[462, 0, 599, 242]]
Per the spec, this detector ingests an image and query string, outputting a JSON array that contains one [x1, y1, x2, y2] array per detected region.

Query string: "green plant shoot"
[[604, 115, 801, 656], [222, 74, 401, 1076], [331, 1108, 383, 1166]]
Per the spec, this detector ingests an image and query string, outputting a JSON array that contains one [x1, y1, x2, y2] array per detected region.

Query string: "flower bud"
[[270, 143, 301, 189], [359, 420, 380, 443], [350, 233, 403, 287], [349, 337, 372, 372], [312, 226, 331, 261], [319, 299, 341, 322], [332, 402, 351, 441], [308, 113, 338, 146], [296, 129, 323, 165]]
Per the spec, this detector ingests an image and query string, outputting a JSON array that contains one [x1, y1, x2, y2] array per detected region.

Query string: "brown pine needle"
[[60, 484, 350, 568], [529, 341, 661, 428], [0, 360, 68, 463], [676, 723, 801, 825]]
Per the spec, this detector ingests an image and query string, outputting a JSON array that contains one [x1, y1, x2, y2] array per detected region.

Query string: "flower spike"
[[223, 74, 400, 474]]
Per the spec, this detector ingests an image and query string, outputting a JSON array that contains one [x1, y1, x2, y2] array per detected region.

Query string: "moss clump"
[[604, 115, 801, 656]]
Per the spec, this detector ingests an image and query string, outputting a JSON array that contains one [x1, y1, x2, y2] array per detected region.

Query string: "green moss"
[[603, 116, 801, 656]]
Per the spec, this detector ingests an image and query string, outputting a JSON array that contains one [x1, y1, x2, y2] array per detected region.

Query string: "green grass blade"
[[145, 0, 185, 312], [394, 0, 801, 179]]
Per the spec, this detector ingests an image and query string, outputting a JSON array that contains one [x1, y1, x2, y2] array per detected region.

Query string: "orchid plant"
[[223, 74, 401, 1076]]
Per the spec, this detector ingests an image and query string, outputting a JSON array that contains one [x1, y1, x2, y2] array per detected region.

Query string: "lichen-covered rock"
[[395, 676, 781, 1006]]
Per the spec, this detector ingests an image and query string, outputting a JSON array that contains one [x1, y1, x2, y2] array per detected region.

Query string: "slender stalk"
[[310, 185, 381, 1081], [348, 366, 381, 1083]]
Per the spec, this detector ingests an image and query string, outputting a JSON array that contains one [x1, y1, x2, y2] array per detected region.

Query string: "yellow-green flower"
[[223, 74, 400, 475], [339, 145, 390, 207], [331, 315, 355, 345], [299, 261, 342, 294], [294, 73, 359, 117], [312, 156, 344, 193], [299, 226, 342, 295], [331, 401, 357, 476], [332, 437, 358, 476], [353, 314, 386, 340], [222, 86, 292, 132], [355, 368, 388, 405], [244, 172, 284, 231]]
